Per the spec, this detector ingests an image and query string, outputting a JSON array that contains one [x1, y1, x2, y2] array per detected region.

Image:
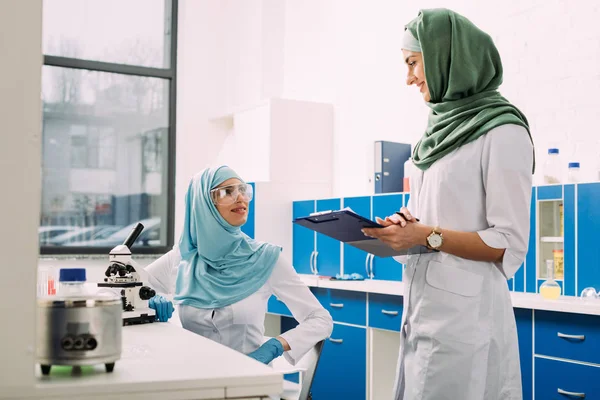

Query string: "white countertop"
[[4, 320, 283, 399], [298, 274, 600, 316]]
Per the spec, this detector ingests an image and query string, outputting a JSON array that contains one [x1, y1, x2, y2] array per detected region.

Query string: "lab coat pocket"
[[419, 260, 484, 344]]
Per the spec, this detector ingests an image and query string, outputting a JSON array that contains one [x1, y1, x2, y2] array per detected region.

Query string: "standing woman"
[[363, 8, 534, 400]]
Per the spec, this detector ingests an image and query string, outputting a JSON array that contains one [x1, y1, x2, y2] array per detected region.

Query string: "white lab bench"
[[4, 320, 283, 400]]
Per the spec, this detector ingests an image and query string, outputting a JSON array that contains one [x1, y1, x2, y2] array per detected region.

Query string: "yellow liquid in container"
[[540, 285, 561, 299], [540, 259, 561, 299]]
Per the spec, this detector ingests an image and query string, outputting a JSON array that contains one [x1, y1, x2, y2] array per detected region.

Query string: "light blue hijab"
[[174, 166, 281, 309]]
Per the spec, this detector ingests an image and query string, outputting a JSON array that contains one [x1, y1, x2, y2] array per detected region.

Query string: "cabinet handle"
[[313, 251, 319, 274], [557, 332, 586, 341], [365, 254, 370, 277], [309, 251, 316, 274], [329, 303, 344, 308], [557, 388, 586, 398], [381, 310, 399, 316], [328, 338, 343, 344], [369, 254, 374, 279]]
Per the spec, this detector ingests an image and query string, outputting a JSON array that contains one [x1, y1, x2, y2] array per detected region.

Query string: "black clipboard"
[[293, 209, 434, 258]]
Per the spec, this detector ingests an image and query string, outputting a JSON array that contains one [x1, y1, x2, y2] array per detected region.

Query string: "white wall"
[[0, 0, 43, 391], [281, 0, 600, 195], [183, 0, 600, 197]]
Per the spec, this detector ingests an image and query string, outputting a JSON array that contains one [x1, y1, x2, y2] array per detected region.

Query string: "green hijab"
[[404, 9, 534, 172]]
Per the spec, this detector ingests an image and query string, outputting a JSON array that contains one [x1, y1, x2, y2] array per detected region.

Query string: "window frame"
[[40, 0, 178, 256]]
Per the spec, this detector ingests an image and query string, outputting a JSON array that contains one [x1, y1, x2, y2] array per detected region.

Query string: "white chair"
[[268, 338, 325, 400]]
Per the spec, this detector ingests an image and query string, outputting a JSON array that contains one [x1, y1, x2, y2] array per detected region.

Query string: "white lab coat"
[[393, 124, 533, 400], [145, 247, 333, 365]]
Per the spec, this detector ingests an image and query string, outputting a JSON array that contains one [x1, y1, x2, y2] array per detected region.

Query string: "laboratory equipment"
[[567, 162, 581, 183], [374, 141, 411, 193], [580, 287, 598, 300], [540, 259, 561, 299], [98, 222, 157, 325], [543, 148, 561, 184], [37, 268, 122, 375]]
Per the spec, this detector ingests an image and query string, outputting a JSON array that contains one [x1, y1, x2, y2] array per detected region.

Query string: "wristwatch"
[[426, 226, 443, 250]]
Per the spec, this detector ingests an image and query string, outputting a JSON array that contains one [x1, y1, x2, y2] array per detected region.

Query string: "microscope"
[[98, 222, 157, 325]]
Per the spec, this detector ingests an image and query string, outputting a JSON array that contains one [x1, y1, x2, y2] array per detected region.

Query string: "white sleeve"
[[269, 256, 333, 365], [477, 125, 533, 279], [144, 245, 181, 296]]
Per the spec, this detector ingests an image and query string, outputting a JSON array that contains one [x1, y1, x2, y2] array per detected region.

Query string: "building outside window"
[[40, 0, 177, 254]]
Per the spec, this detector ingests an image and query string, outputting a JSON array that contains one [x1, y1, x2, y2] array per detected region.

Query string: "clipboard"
[[293, 209, 434, 258]]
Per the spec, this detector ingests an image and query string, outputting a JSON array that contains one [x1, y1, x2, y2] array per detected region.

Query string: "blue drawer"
[[535, 357, 600, 399], [368, 293, 403, 331], [310, 287, 329, 305], [535, 311, 600, 364], [327, 289, 367, 326], [267, 295, 292, 317], [311, 288, 366, 326]]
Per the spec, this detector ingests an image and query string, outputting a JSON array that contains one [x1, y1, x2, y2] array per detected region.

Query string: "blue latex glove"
[[335, 273, 364, 281], [149, 295, 174, 322], [247, 338, 284, 364]]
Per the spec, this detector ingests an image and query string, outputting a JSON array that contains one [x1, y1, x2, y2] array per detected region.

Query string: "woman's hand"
[[384, 207, 418, 227], [362, 219, 427, 251]]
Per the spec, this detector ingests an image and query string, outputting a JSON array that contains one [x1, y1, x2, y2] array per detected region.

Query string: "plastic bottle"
[[403, 157, 412, 192], [540, 260, 561, 299], [58, 268, 88, 297], [543, 148, 561, 184], [567, 162, 581, 183]]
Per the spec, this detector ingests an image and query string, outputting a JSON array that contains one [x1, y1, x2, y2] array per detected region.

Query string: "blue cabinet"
[[371, 194, 405, 281], [577, 183, 600, 293], [514, 308, 532, 400], [342, 196, 371, 277], [293, 200, 316, 275], [240, 182, 255, 238], [368, 293, 403, 332], [315, 199, 341, 277], [267, 295, 292, 317], [311, 324, 367, 400], [535, 357, 600, 399], [292, 199, 342, 277]]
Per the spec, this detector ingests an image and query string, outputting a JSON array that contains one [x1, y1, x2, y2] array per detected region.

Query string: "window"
[[40, 0, 177, 254]]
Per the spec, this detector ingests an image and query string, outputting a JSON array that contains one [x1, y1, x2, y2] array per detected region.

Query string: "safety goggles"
[[210, 183, 253, 205]]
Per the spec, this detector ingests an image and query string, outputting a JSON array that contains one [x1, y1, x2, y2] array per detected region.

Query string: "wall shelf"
[[540, 236, 564, 243]]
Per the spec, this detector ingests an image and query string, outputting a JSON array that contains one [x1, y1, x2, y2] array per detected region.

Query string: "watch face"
[[428, 233, 443, 248]]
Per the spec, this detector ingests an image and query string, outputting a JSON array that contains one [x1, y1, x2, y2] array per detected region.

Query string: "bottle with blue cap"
[[543, 148, 561, 184], [58, 268, 89, 297], [567, 162, 581, 183]]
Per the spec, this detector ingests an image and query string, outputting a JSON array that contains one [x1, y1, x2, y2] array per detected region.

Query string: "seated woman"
[[144, 165, 333, 365]]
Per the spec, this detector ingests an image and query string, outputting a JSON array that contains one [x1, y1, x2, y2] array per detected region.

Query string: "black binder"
[[293, 209, 433, 258]]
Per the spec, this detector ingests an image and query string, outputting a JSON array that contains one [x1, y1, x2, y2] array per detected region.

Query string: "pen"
[[395, 211, 420, 222]]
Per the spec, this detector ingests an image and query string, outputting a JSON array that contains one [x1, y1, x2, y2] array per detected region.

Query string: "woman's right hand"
[[149, 295, 174, 322], [376, 207, 417, 227]]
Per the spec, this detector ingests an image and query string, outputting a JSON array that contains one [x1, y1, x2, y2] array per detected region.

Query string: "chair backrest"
[[297, 339, 325, 400]]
